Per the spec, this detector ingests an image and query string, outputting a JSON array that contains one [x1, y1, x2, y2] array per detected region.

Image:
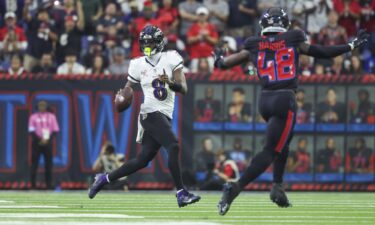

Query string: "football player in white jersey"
[[89, 25, 201, 207]]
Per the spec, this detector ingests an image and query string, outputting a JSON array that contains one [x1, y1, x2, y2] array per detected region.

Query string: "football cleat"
[[176, 189, 201, 207], [270, 183, 292, 207], [88, 173, 109, 199], [217, 182, 240, 216]]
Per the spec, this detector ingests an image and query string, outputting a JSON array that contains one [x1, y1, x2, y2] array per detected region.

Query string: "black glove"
[[213, 47, 226, 69], [348, 29, 370, 50]]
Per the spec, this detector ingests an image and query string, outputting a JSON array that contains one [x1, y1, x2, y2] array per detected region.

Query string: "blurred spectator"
[[285, 0, 316, 29], [157, 0, 179, 32], [298, 55, 313, 76], [92, 141, 128, 191], [55, 2, 84, 64], [316, 137, 342, 173], [28, 100, 60, 189], [50, 0, 79, 31], [287, 138, 311, 173], [8, 54, 26, 76], [82, 39, 108, 68], [57, 50, 85, 74], [316, 88, 346, 123], [187, 6, 218, 73], [221, 35, 243, 73], [23, 5, 58, 72], [86, 55, 109, 75], [362, 44, 375, 73], [349, 89, 375, 123], [108, 47, 129, 76], [81, 0, 103, 34], [103, 25, 123, 50], [257, 0, 280, 12], [226, 137, 252, 172], [333, 0, 361, 38], [0, 12, 27, 61], [194, 137, 215, 173], [306, 0, 333, 36], [96, 3, 125, 37], [227, 0, 257, 37], [359, 0, 375, 38], [227, 87, 252, 122], [328, 55, 345, 75], [200, 150, 239, 190], [296, 89, 313, 124], [195, 86, 222, 122], [318, 10, 348, 46], [123, 1, 141, 25], [178, 0, 201, 39], [31, 52, 56, 75], [349, 54, 365, 75], [0, 0, 25, 20], [203, 0, 229, 34], [346, 138, 374, 173], [130, 1, 160, 57]]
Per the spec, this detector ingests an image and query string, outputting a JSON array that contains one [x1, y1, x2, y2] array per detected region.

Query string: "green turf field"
[[0, 191, 374, 225]]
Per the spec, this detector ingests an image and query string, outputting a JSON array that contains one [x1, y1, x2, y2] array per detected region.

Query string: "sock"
[[273, 148, 289, 184], [108, 156, 150, 181], [167, 143, 184, 190], [238, 149, 276, 189]]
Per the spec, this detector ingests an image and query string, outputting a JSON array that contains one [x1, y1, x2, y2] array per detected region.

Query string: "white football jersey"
[[127, 50, 184, 119]]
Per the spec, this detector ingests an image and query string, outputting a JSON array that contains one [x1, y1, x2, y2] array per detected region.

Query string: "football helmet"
[[259, 7, 290, 35], [139, 25, 165, 57]]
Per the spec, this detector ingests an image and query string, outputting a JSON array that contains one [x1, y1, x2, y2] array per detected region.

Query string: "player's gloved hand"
[[213, 47, 226, 69], [348, 29, 370, 50]]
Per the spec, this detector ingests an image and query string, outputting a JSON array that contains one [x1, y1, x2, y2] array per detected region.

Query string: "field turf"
[[0, 191, 374, 225]]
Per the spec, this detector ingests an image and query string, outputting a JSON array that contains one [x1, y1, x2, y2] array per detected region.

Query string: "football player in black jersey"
[[214, 7, 369, 215]]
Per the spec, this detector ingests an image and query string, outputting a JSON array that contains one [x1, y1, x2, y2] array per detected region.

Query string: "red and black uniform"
[[237, 29, 352, 188]]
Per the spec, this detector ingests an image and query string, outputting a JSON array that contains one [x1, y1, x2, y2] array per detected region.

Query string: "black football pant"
[[30, 141, 53, 188], [238, 90, 296, 189], [109, 111, 184, 190]]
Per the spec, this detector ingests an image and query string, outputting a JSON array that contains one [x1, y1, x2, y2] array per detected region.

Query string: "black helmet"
[[259, 7, 290, 35], [139, 25, 165, 57]]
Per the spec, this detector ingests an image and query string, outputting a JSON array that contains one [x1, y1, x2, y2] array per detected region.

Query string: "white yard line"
[[0, 222, 219, 225], [0, 213, 143, 219], [0, 200, 14, 204], [0, 206, 64, 208]]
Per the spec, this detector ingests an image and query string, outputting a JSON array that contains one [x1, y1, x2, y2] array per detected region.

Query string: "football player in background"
[[214, 7, 369, 215], [89, 25, 200, 207]]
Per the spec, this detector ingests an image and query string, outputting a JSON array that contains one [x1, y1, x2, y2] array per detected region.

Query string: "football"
[[115, 86, 133, 112]]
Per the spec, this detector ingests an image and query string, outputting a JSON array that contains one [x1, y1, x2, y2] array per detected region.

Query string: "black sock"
[[238, 149, 276, 189], [273, 148, 289, 184], [108, 155, 151, 181], [167, 143, 184, 190]]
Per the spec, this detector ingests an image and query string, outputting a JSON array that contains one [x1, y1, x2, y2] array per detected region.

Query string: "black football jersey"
[[244, 30, 307, 91]]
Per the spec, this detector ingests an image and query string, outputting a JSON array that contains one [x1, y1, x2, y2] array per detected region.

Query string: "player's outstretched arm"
[[160, 68, 188, 95], [213, 48, 250, 69], [299, 29, 369, 58]]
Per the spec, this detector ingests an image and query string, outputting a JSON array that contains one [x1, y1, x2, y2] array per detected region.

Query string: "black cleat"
[[217, 182, 240, 216], [270, 183, 291, 207], [176, 189, 201, 207], [88, 173, 109, 199]]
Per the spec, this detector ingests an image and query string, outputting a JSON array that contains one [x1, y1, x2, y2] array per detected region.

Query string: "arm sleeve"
[[51, 114, 60, 132], [127, 60, 140, 83], [299, 43, 351, 58]]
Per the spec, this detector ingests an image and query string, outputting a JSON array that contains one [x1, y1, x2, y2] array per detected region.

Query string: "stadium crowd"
[[0, 0, 375, 76]]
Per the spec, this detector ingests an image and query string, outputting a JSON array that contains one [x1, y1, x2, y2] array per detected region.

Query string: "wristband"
[[169, 82, 183, 92]]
